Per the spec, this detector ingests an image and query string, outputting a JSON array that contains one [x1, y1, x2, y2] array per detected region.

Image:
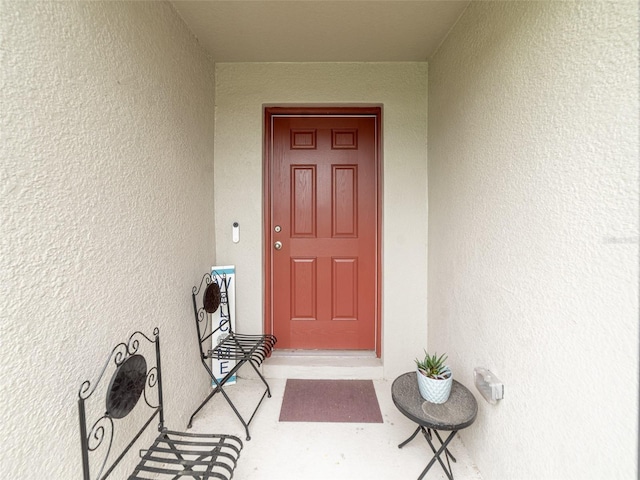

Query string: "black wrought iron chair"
[[187, 270, 277, 440], [78, 328, 243, 480]]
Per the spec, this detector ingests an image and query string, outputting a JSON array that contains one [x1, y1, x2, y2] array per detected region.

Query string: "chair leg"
[[189, 351, 275, 441], [187, 386, 220, 429], [187, 360, 235, 429], [249, 359, 272, 398], [188, 358, 257, 440], [216, 377, 252, 441], [209, 361, 275, 441]]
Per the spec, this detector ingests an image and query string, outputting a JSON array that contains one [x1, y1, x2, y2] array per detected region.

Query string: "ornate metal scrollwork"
[[86, 415, 114, 479], [143, 366, 160, 409], [194, 273, 215, 344], [78, 329, 160, 480]]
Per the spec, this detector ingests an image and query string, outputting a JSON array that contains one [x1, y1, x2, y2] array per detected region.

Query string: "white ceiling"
[[170, 1, 470, 62]]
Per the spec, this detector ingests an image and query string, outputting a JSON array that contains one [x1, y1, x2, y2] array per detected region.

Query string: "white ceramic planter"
[[416, 367, 453, 404]]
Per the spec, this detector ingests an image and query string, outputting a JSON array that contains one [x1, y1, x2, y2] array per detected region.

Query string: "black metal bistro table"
[[392, 372, 477, 480]]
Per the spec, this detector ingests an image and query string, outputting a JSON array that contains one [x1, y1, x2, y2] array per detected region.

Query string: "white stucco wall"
[[213, 62, 428, 378], [1, 2, 216, 477], [428, 1, 639, 479]]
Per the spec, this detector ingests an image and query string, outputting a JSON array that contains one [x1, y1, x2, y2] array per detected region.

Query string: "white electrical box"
[[474, 367, 504, 405]]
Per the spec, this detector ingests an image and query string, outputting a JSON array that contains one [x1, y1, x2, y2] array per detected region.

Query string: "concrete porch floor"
[[187, 376, 483, 480]]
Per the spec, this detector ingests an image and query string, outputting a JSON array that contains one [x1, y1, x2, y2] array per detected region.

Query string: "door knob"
[[274, 241, 283, 250]]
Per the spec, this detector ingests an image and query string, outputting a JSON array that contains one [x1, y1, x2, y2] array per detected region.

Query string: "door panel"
[[269, 114, 378, 350]]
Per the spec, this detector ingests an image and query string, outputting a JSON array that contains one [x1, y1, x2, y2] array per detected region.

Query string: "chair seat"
[[207, 333, 276, 364], [130, 429, 242, 480]]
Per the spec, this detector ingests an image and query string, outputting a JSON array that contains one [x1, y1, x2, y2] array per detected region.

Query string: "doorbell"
[[232, 222, 240, 243]]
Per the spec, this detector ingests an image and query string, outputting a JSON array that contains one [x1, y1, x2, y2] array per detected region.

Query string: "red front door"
[[267, 111, 379, 350]]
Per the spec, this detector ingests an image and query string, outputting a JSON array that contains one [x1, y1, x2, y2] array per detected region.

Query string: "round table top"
[[392, 371, 478, 431]]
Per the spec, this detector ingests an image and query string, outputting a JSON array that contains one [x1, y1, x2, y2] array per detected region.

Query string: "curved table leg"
[[432, 428, 457, 463], [418, 429, 458, 480], [398, 426, 422, 449]]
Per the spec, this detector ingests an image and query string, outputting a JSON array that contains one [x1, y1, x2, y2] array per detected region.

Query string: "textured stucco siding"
[[213, 62, 428, 379], [428, 1, 639, 478], [1, 2, 216, 477]]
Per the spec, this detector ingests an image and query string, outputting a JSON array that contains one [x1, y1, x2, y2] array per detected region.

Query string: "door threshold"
[[264, 351, 383, 380], [271, 349, 377, 358]]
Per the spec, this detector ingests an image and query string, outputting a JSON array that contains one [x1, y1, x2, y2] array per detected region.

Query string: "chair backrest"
[[78, 329, 164, 480], [192, 271, 233, 358]]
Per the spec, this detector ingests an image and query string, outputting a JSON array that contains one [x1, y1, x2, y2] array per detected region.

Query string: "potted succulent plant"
[[415, 351, 453, 404]]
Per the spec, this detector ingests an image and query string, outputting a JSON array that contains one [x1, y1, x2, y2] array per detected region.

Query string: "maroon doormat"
[[279, 379, 383, 423]]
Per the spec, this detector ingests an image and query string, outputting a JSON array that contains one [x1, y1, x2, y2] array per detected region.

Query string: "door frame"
[[263, 105, 383, 357]]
